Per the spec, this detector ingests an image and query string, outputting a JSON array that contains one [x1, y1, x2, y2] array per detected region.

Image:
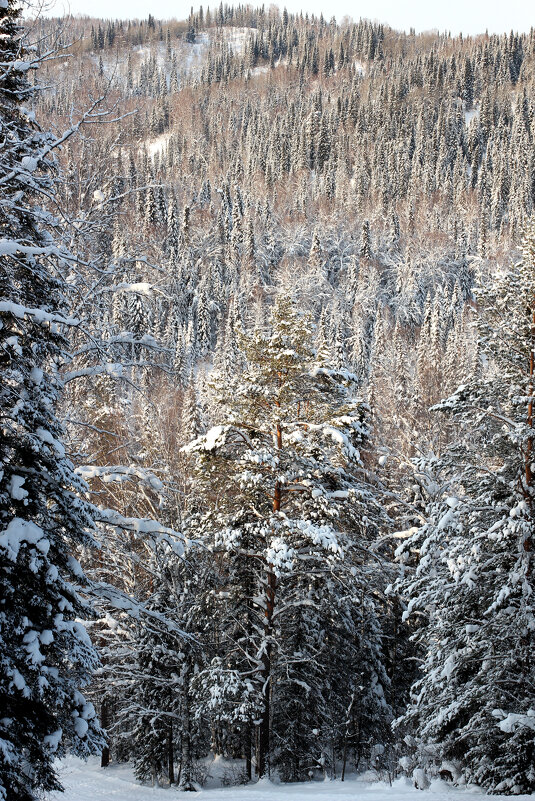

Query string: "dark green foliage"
[[0, 2, 104, 798]]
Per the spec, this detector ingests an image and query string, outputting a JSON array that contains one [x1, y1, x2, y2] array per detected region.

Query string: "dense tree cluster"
[[31, 4, 535, 471], [2, 2, 535, 797], [394, 225, 535, 793]]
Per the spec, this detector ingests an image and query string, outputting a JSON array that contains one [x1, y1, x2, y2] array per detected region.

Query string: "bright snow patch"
[[30, 366, 43, 384], [21, 156, 38, 171], [464, 108, 479, 126], [44, 728, 63, 753], [492, 708, 535, 733], [0, 518, 49, 561], [36, 427, 66, 457], [223, 26, 254, 55], [114, 281, 153, 295], [77, 464, 163, 490], [184, 425, 229, 453], [145, 133, 172, 157], [9, 475, 28, 501]]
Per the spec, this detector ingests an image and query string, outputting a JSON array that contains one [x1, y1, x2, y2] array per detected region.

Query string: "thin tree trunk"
[[341, 691, 355, 782], [245, 723, 252, 781], [168, 723, 174, 785], [341, 738, 347, 782], [100, 701, 110, 767]]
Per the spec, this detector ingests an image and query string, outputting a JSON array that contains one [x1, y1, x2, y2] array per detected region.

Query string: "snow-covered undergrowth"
[[49, 758, 534, 800]]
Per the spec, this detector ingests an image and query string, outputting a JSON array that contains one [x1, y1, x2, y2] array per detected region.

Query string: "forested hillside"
[[2, 3, 535, 797]]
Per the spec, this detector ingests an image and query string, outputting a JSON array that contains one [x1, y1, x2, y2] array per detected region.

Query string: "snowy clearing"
[[49, 758, 534, 800], [464, 108, 479, 126], [222, 26, 254, 55], [145, 132, 172, 157]]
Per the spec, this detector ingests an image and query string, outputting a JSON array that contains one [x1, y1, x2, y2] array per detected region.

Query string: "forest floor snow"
[[49, 757, 535, 800]]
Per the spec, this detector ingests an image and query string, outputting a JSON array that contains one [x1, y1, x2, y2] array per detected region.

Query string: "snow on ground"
[[131, 35, 210, 85], [464, 108, 479, 126], [49, 757, 534, 801], [134, 41, 168, 69], [145, 132, 172, 157], [183, 32, 211, 74], [251, 59, 287, 76], [222, 26, 254, 55]]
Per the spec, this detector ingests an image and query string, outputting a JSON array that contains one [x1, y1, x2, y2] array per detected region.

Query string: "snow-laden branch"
[[77, 465, 164, 492], [0, 298, 80, 326], [90, 582, 192, 638], [71, 332, 165, 358], [91, 507, 186, 556]]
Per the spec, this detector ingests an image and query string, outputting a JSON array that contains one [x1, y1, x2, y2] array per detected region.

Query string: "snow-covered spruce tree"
[[395, 224, 535, 793], [184, 296, 392, 780], [116, 544, 208, 790], [0, 2, 104, 799]]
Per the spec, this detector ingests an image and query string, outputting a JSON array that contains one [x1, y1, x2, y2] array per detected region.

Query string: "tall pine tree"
[[184, 296, 392, 780]]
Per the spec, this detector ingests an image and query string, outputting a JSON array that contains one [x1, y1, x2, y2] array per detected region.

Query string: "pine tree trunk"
[[257, 676, 270, 778], [168, 723, 174, 784]]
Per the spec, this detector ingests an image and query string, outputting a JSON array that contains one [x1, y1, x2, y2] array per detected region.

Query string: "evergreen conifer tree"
[[0, 3, 104, 798], [395, 223, 535, 793], [184, 296, 391, 779]]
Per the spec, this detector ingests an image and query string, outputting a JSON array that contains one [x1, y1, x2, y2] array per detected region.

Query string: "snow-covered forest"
[[1, 1, 535, 798]]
